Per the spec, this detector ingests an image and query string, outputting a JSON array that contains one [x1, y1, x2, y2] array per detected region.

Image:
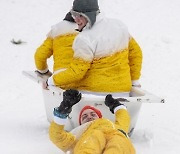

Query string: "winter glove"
[[105, 94, 125, 114], [54, 89, 82, 116]]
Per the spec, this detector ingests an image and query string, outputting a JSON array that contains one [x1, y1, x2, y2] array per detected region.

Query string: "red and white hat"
[[79, 105, 102, 125]]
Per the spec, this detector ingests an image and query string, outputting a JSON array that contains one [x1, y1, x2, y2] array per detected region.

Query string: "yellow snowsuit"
[[34, 20, 78, 73], [34, 16, 142, 92], [49, 109, 135, 154]]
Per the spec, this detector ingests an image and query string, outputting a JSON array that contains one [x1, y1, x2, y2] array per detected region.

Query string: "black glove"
[[56, 89, 82, 115], [105, 94, 124, 114]]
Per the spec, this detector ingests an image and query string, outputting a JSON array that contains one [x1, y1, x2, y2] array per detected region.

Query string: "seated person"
[[49, 89, 135, 154]]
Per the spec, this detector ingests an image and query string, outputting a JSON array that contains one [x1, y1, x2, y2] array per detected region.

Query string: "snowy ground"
[[1, 0, 180, 153]]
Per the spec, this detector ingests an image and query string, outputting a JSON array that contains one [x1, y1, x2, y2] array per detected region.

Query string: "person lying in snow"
[[49, 89, 135, 154]]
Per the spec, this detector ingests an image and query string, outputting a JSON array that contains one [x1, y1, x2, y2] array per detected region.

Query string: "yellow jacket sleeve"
[[53, 58, 91, 86], [49, 122, 76, 152], [114, 109, 130, 133], [128, 37, 143, 80], [34, 37, 53, 71]]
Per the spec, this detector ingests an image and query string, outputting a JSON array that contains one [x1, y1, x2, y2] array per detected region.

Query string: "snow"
[[1, 0, 180, 153]]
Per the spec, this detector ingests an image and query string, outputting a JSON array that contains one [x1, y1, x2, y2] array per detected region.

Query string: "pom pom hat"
[[79, 105, 102, 125]]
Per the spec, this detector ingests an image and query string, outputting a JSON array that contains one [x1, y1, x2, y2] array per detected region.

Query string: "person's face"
[[80, 109, 99, 125], [71, 11, 88, 31]]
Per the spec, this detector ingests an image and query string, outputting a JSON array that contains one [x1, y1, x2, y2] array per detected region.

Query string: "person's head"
[[70, 0, 100, 31], [79, 105, 102, 125]]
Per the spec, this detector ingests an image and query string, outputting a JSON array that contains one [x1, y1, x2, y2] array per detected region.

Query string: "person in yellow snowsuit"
[[49, 89, 135, 154], [39, 0, 142, 95]]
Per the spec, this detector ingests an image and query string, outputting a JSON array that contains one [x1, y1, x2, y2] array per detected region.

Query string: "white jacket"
[[73, 13, 130, 62]]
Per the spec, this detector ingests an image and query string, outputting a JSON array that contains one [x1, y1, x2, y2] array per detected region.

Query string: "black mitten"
[[56, 89, 82, 115], [105, 94, 124, 114]]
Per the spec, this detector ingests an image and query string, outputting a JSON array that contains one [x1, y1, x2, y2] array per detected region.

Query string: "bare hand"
[[132, 84, 141, 88], [42, 81, 49, 90], [132, 80, 141, 88], [45, 71, 52, 77]]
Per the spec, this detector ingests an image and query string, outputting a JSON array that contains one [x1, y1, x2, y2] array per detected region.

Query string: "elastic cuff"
[[54, 116, 68, 125], [114, 105, 127, 113], [37, 68, 49, 74]]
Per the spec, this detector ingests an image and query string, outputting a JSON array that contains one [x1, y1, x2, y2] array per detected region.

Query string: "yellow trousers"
[[74, 130, 135, 154]]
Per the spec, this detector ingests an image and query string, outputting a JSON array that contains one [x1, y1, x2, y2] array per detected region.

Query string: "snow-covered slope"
[[0, 0, 180, 153]]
